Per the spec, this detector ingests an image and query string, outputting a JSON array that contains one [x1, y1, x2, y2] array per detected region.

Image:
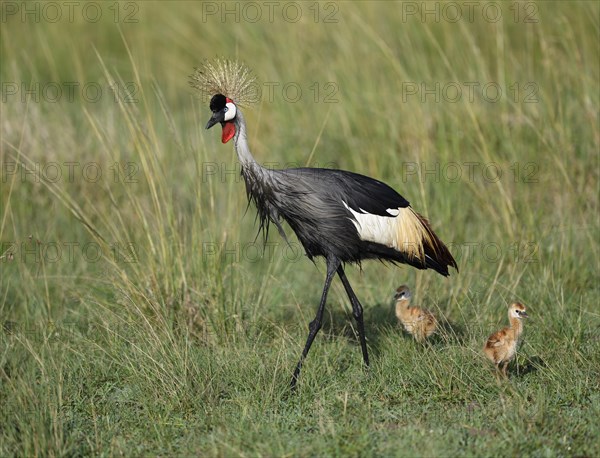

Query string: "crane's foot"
[[360, 341, 370, 368], [290, 363, 302, 391]]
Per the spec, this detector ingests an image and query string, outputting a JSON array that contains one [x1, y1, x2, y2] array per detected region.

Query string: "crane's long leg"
[[337, 265, 369, 367], [291, 256, 340, 389]]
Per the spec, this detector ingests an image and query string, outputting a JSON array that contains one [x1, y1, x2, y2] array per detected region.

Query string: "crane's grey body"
[[236, 110, 451, 272], [247, 166, 403, 262], [205, 95, 457, 388]]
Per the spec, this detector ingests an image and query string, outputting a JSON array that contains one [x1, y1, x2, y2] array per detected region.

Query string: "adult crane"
[[191, 60, 457, 388]]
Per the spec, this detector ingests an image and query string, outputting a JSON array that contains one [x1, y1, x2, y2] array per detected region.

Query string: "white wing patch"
[[343, 202, 433, 261]]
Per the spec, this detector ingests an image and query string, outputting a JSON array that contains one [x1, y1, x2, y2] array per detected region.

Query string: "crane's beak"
[[205, 112, 221, 129], [205, 110, 236, 143]]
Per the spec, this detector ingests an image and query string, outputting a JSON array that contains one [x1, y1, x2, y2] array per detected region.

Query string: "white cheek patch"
[[224, 102, 236, 121]]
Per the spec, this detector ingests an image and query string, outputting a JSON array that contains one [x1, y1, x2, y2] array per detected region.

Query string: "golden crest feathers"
[[189, 58, 259, 107]]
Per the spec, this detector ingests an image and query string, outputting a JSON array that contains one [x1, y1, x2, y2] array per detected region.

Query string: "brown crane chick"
[[394, 285, 437, 342], [484, 302, 529, 376]]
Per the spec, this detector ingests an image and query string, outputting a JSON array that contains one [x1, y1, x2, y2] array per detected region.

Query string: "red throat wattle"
[[222, 122, 235, 143]]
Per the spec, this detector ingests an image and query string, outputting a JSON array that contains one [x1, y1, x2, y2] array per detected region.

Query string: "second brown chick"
[[394, 285, 437, 342], [483, 302, 529, 377]]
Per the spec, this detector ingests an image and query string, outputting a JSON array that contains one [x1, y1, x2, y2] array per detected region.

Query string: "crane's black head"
[[206, 93, 237, 143]]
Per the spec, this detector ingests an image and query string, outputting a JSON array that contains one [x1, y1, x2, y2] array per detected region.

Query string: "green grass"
[[1, 1, 599, 456]]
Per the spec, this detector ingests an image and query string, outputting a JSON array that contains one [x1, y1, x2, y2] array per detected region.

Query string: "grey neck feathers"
[[233, 109, 262, 172], [232, 109, 285, 241]]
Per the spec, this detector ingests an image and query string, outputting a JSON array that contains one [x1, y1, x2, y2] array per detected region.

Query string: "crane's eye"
[[224, 107, 228, 112]]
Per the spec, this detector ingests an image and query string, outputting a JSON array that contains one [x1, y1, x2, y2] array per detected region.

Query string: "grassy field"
[[1, 1, 599, 456]]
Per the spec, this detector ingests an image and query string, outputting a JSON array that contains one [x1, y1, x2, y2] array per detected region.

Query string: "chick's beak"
[[521, 311, 529, 318], [394, 291, 408, 301]]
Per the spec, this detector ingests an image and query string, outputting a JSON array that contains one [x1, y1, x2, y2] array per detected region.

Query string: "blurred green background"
[[1, 1, 599, 456]]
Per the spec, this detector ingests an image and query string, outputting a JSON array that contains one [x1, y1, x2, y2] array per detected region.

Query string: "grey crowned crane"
[[191, 60, 457, 388]]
